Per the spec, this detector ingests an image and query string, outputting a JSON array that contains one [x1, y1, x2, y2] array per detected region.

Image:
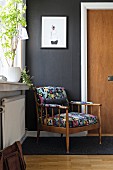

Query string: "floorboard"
[[25, 155, 113, 170]]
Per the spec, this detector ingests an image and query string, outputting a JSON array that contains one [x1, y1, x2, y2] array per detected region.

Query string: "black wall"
[[26, 0, 113, 130]]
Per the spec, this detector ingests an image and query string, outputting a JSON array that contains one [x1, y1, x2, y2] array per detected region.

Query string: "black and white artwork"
[[41, 16, 67, 48]]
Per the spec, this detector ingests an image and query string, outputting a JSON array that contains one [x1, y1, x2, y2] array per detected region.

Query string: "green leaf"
[[0, 0, 27, 67]]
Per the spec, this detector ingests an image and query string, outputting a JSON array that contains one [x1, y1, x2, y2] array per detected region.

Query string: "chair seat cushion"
[[44, 112, 98, 128]]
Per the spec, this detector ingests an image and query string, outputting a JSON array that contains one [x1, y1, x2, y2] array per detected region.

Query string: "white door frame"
[[81, 2, 113, 102]]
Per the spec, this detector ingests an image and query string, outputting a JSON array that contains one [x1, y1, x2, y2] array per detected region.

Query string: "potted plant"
[[21, 68, 33, 88], [0, 0, 27, 82]]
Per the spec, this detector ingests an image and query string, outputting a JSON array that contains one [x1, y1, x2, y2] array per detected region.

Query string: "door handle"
[[108, 76, 113, 81]]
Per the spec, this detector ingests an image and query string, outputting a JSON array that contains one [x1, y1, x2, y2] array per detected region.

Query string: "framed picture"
[[41, 16, 67, 48]]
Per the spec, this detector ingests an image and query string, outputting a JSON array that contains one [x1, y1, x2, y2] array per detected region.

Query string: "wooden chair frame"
[[34, 90, 102, 153]]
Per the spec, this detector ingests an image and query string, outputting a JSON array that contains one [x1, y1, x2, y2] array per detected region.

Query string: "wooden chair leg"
[[66, 134, 69, 153], [99, 126, 102, 144]]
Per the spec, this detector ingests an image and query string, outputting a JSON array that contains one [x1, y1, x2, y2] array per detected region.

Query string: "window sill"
[[0, 82, 29, 91]]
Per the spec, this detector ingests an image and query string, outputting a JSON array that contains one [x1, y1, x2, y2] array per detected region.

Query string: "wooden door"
[[87, 10, 113, 134]]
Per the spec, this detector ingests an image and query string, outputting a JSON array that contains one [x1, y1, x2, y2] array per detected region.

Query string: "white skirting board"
[[1, 95, 25, 148], [26, 131, 87, 137]]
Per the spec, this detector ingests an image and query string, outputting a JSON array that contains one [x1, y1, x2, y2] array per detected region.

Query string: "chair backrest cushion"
[[36, 86, 69, 106]]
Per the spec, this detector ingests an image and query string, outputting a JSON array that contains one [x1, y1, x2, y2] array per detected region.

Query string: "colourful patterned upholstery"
[[36, 86, 69, 106], [36, 86, 98, 128], [44, 112, 98, 128]]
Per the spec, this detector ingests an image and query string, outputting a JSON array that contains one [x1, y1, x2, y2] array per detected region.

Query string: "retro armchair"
[[34, 86, 102, 153]]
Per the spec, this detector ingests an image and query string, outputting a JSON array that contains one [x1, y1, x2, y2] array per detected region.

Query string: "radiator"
[[1, 95, 25, 149]]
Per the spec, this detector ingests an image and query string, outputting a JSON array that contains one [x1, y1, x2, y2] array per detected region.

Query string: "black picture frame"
[[41, 16, 67, 48]]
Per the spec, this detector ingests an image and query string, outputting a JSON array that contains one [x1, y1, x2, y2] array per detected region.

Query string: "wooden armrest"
[[70, 101, 102, 114], [39, 103, 60, 108], [40, 103, 69, 109], [42, 104, 58, 108], [70, 101, 101, 106], [58, 105, 69, 109]]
